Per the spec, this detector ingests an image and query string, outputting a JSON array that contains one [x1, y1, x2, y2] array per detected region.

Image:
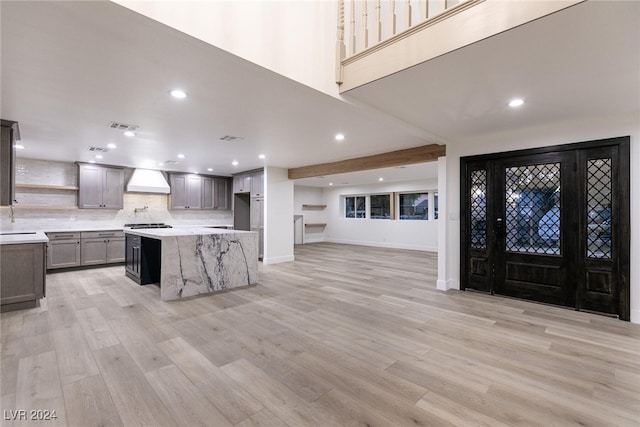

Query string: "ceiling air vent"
[[219, 135, 244, 142], [109, 121, 138, 131], [88, 147, 109, 152], [162, 160, 180, 165]]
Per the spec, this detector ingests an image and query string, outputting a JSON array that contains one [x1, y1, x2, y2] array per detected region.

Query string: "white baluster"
[[375, 0, 382, 43], [336, 0, 346, 84], [405, 0, 412, 29], [390, 0, 397, 36], [350, 0, 356, 55], [420, 0, 429, 21], [362, 0, 369, 50]]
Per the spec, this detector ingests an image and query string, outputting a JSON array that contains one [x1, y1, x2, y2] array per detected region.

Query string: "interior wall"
[[442, 112, 640, 323], [264, 166, 294, 264], [113, 0, 338, 97], [322, 179, 438, 251]]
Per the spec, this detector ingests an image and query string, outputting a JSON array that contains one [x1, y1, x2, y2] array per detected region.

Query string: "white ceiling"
[[2, 1, 638, 188], [344, 1, 640, 142], [0, 1, 430, 178]]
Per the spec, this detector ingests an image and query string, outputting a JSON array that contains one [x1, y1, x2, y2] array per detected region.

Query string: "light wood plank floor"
[[2, 242, 639, 426]]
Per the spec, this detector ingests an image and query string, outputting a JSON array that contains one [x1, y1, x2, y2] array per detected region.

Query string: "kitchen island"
[[124, 227, 258, 301]]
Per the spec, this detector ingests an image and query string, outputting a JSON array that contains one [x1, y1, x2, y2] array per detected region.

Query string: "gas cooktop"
[[124, 223, 173, 229]]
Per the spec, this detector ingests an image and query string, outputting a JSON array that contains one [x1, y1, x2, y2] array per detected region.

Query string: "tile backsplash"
[[1, 158, 233, 232]]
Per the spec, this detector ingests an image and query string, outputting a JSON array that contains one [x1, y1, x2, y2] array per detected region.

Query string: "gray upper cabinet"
[[202, 177, 214, 209], [169, 173, 202, 209], [214, 178, 229, 210], [233, 174, 252, 193], [78, 163, 124, 209], [0, 120, 18, 206], [172, 174, 229, 210], [250, 171, 264, 198]]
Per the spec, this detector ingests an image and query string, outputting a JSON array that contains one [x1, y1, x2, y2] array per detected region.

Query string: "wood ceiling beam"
[[287, 144, 446, 180]]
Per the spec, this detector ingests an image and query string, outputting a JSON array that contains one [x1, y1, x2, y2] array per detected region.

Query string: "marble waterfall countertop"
[[125, 227, 258, 301], [0, 231, 49, 245]]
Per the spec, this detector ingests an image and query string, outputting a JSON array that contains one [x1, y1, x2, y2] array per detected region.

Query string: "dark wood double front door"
[[461, 137, 630, 320]]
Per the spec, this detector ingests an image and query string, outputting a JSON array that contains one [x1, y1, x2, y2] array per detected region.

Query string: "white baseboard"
[[630, 309, 640, 325], [324, 238, 436, 252], [436, 279, 460, 291], [262, 254, 295, 265], [303, 237, 324, 244]]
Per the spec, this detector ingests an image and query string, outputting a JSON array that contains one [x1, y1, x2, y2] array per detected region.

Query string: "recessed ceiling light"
[[329, 182, 334, 186], [95, 155, 103, 159], [124, 130, 136, 137], [508, 98, 525, 108], [258, 154, 266, 160], [177, 154, 185, 159], [378, 177, 384, 181], [88, 160, 96, 164], [14, 144, 24, 150], [232, 161, 239, 166], [335, 133, 345, 141], [207, 168, 213, 172], [107, 143, 117, 149], [158, 163, 165, 167], [170, 89, 187, 99], [192, 171, 198, 174]]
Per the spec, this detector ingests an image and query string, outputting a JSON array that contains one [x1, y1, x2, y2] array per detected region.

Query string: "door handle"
[[495, 218, 504, 236]]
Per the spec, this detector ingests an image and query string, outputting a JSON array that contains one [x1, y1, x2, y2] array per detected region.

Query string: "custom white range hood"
[[126, 169, 170, 194]]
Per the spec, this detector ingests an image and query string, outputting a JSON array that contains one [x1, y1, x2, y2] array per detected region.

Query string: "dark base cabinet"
[[125, 234, 161, 285]]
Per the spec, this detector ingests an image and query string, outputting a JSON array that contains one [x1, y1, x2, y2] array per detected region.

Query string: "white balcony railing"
[[335, 0, 481, 84]]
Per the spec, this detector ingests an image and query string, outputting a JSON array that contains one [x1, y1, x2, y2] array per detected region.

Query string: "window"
[[370, 194, 390, 219], [399, 192, 429, 220], [434, 192, 439, 219], [345, 196, 366, 218]]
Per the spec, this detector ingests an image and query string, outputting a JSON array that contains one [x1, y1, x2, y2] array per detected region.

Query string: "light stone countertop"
[[124, 227, 252, 240], [0, 231, 49, 245]]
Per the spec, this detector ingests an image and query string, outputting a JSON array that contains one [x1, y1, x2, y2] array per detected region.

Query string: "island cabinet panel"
[[78, 164, 124, 209], [1, 242, 46, 312], [125, 234, 161, 285], [46, 232, 81, 269], [169, 174, 202, 209]]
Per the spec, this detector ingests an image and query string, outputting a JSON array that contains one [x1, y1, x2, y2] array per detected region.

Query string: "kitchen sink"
[[0, 232, 37, 235]]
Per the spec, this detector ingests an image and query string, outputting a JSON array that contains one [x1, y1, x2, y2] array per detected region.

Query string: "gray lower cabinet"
[[47, 230, 124, 269], [106, 237, 125, 263], [0, 242, 46, 312], [81, 231, 125, 266], [46, 232, 81, 269]]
